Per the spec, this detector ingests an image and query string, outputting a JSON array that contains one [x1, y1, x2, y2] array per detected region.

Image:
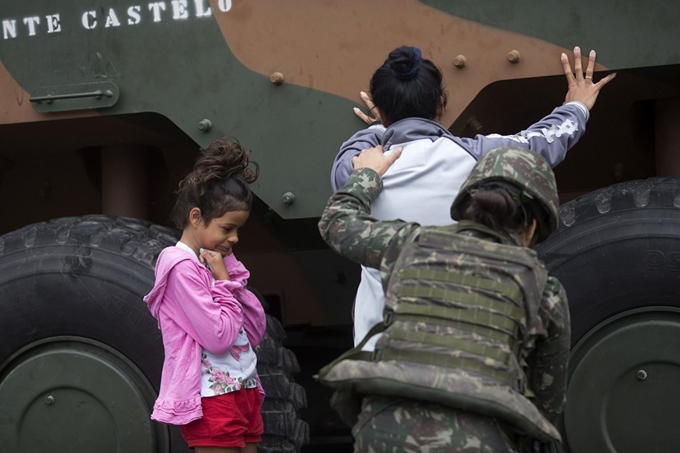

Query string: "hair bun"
[[464, 186, 521, 232], [171, 137, 258, 228], [472, 188, 516, 219], [187, 137, 259, 195], [388, 46, 422, 80]]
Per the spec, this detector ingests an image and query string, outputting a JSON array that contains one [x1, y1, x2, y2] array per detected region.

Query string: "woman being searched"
[[331, 45, 614, 353]]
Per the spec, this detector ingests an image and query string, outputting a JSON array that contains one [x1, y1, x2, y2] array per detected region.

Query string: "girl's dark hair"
[[171, 137, 259, 229], [463, 185, 533, 233], [369, 46, 447, 126]]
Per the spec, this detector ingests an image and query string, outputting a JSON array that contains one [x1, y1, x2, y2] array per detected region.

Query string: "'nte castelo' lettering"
[[2, 0, 232, 40]]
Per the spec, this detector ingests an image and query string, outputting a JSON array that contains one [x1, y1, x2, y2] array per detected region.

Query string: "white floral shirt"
[[200, 327, 258, 396]]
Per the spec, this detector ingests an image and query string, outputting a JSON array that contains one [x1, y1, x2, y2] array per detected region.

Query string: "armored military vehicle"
[[1, 1, 679, 452]]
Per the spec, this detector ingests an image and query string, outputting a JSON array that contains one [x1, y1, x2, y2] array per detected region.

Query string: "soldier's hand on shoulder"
[[352, 145, 402, 176]]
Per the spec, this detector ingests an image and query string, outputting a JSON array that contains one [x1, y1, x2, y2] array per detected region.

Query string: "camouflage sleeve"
[[527, 275, 571, 423], [318, 168, 420, 282]]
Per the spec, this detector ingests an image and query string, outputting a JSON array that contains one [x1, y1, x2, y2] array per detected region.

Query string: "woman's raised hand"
[[562, 46, 617, 111], [353, 91, 383, 125]]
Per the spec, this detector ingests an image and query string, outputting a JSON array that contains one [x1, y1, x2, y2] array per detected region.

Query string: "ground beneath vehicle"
[[1, 1, 680, 452]]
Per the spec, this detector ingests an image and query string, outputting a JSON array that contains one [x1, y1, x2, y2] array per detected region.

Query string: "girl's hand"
[[200, 248, 230, 281], [353, 91, 383, 125], [351, 145, 402, 176]]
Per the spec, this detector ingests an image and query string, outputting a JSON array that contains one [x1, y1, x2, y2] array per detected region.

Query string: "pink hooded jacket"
[[144, 245, 266, 425]]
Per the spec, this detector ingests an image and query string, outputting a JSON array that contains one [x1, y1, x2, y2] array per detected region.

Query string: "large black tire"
[[254, 312, 310, 452], [0, 216, 308, 453], [537, 178, 680, 453]]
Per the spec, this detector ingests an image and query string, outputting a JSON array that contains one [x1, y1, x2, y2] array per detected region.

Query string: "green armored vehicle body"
[[0, 1, 679, 451]]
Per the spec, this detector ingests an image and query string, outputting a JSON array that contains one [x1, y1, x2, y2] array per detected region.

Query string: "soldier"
[[318, 146, 568, 452], [331, 45, 614, 356]]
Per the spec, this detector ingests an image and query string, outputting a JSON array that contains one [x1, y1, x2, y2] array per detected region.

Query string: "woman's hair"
[[369, 46, 447, 126], [171, 137, 259, 229], [462, 184, 533, 233]]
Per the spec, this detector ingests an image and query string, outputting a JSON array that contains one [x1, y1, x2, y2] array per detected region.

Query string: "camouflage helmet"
[[450, 147, 559, 244]]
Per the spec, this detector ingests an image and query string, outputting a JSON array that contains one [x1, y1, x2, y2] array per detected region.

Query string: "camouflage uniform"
[[317, 148, 570, 452], [353, 395, 519, 453]]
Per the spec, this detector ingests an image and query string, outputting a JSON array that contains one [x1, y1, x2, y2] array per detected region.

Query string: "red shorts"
[[180, 388, 264, 448]]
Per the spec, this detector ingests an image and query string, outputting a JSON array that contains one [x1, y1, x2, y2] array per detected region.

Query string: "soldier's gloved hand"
[[351, 145, 402, 176], [562, 46, 617, 111]]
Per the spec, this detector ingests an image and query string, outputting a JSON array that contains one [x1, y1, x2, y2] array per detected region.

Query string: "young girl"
[[144, 138, 266, 453]]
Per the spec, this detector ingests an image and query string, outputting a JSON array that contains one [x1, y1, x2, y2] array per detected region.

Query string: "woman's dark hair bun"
[[388, 46, 422, 80], [186, 137, 259, 195], [369, 46, 445, 125]]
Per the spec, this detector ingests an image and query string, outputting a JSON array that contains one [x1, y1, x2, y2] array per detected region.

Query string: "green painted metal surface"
[[0, 1, 359, 219], [1, 1, 679, 218], [421, 0, 680, 69]]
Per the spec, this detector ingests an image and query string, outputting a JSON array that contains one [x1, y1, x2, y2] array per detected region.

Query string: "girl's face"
[[191, 209, 250, 257]]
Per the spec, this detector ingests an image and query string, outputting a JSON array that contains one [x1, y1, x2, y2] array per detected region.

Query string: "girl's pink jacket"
[[144, 246, 267, 425]]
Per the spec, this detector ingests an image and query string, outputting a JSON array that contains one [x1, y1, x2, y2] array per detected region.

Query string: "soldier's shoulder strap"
[[316, 322, 385, 379]]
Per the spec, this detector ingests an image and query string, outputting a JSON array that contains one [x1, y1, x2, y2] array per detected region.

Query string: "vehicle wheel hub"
[[0, 337, 160, 453], [564, 307, 680, 453]]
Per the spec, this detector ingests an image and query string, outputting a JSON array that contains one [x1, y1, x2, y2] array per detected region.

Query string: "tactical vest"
[[318, 222, 561, 442]]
